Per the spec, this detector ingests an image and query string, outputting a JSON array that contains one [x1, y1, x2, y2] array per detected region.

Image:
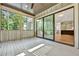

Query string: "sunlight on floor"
[[28, 44, 45, 52]]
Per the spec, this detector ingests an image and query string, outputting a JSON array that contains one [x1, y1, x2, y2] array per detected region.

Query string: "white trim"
[[74, 4, 79, 48]]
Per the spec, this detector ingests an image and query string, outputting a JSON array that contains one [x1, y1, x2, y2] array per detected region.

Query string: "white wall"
[[74, 4, 79, 48]]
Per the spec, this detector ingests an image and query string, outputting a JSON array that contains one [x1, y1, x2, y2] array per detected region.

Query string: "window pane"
[[1, 9, 33, 31], [23, 16, 33, 31], [36, 19, 43, 37], [44, 15, 53, 40], [9, 12, 24, 30], [1, 9, 24, 30], [1, 10, 9, 30]]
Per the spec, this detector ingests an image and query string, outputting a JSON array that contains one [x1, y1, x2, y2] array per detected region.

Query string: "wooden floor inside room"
[[55, 34, 74, 45]]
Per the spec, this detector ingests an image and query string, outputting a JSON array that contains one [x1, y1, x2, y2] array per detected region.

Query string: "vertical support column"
[[35, 18, 37, 37], [0, 4, 1, 42], [0, 4, 2, 42], [33, 18, 35, 37], [74, 4, 79, 48]]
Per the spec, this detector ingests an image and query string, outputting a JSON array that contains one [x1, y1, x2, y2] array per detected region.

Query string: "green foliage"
[[0, 9, 2, 29], [37, 15, 53, 35], [0, 9, 33, 31], [0, 10, 8, 30], [9, 12, 24, 30], [44, 15, 53, 35], [0, 9, 25, 30]]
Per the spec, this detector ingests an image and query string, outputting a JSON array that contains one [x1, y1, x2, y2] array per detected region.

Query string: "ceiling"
[[7, 3, 33, 13], [2, 3, 57, 15], [55, 8, 73, 23], [32, 3, 57, 15]]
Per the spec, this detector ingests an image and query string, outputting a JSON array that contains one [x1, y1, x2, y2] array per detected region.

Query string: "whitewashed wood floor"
[[0, 37, 53, 56], [0, 38, 44, 56], [0, 38, 79, 56]]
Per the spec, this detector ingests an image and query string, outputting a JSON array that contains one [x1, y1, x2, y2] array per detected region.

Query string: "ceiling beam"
[[1, 3, 35, 16]]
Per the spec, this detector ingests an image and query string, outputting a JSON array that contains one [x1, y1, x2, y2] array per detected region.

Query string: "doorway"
[[36, 15, 54, 40], [54, 7, 74, 46]]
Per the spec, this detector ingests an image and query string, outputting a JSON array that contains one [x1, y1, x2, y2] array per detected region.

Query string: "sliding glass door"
[[36, 15, 54, 40], [36, 7, 74, 46], [36, 19, 43, 37], [44, 15, 54, 40], [55, 8, 74, 45]]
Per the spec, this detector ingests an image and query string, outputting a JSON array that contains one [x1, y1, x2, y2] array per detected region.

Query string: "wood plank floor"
[[0, 38, 41, 56], [0, 38, 52, 56], [0, 38, 79, 56], [55, 34, 74, 45]]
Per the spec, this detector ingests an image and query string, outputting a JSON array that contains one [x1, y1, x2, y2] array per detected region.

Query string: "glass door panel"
[[44, 15, 53, 40], [36, 19, 43, 37], [55, 8, 74, 45]]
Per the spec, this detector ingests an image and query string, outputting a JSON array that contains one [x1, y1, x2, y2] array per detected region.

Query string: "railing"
[[0, 30, 34, 42]]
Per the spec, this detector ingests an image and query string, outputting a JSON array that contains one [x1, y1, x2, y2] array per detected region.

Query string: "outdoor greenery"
[[37, 19, 43, 31], [0, 9, 33, 30], [36, 15, 53, 39], [0, 9, 2, 30], [44, 15, 53, 35]]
